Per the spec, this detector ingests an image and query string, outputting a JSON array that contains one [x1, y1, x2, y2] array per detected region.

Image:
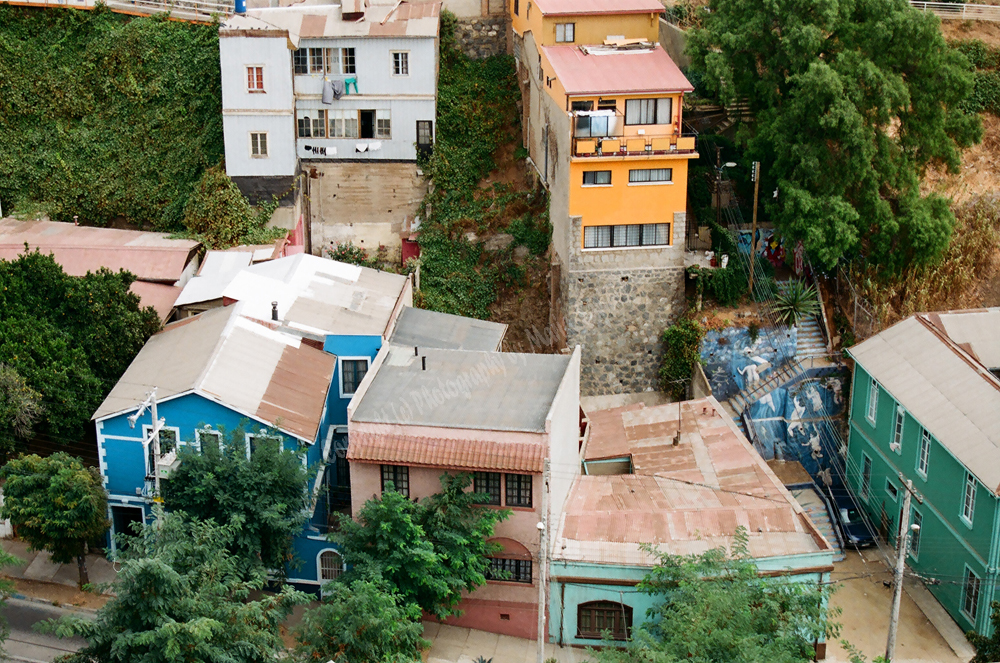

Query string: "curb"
[[8, 593, 100, 615]]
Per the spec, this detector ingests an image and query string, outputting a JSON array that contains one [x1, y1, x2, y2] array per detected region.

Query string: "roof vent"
[[421, 356, 426, 371], [271, 301, 279, 321]]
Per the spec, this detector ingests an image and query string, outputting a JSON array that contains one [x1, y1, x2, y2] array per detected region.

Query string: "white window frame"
[[194, 426, 222, 454], [329, 109, 360, 138], [582, 170, 612, 187], [628, 168, 673, 185], [391, 51, 410, 76], [555, 22, 575, 43], [860, 453, 872, 501], [339, 356, 371, 398], [963, 565, 981, 623], [962, 471, 976, 527], [246, 65, 265, 93], [250, 131, 269, 159], [866, 377, 879, 424], [142, 424, 181, 477], [909, 509, 922, 560], [892, 407, 904, 454], [317, 548, 344, 593], [916, 428, 930, 478], [375, 109, 391, 139], [244, 431, 282, 460]]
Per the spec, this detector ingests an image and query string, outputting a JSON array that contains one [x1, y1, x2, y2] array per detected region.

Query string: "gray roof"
[[389, 307, 507, 352], [352, 346, 572, 433], [222, 254, 408, 338], [849, 310, 1000, 492], [93, 303, 336, 442]]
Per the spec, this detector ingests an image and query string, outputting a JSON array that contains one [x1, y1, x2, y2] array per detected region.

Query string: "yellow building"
[[511, 0, 696, 396]]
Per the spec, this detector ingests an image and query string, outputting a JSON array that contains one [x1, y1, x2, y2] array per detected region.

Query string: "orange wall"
[[568, 157, 689, 233], [564, 92, 684, 133], [511, 0, 659, 45]]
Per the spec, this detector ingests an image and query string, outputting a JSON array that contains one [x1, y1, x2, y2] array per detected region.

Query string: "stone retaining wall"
[[454, 16, 508, 59]]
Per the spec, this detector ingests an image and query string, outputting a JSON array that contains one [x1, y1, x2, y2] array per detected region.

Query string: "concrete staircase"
[[790, 486, 845, 561], [796, 315, 827, 360]]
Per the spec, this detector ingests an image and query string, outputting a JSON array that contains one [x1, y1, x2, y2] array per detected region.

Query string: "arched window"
[[577, 600, 632, 640], [318, 550, 342, 582]]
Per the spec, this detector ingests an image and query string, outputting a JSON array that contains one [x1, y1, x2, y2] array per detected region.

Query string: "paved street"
[[2, 598, 89, 663]]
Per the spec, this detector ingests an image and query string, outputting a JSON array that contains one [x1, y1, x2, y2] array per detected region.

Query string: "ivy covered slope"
[[0, 6, 223, 228], [418, 11, 551, 324]]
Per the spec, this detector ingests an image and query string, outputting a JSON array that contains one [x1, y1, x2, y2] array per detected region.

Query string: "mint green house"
[[846, 308, 1000, 636]]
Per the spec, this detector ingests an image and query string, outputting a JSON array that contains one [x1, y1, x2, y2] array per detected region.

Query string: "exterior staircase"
[[795, 315, 827, 360], [790, 486, 845, 561]]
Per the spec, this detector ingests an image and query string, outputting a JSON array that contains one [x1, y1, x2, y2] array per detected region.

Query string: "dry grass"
[[923, 113, 1000, 203], [940, 18, 1000, 45]]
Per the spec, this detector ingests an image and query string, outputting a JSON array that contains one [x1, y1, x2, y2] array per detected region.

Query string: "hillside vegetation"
[[0, 6, 223, 228]]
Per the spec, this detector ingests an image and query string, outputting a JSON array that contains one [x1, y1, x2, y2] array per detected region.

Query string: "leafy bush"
[[507, 211, 551, 256], [325, 241, 388, 269], [707, 263, 746, 307], [772, 279, 820, 326], [181, 166, 285, 249], [952, 39, 999, 70], [0, 6, 224, 228], [961, 70, 1000, 114], [659, 318, 705, 399]]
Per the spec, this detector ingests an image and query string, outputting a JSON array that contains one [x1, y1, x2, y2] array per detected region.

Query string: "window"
[[583, 223, 670, 249], [381, 465, 410, 497], [143, 426, 178, 477], [250, 132, 268, 158], [474, 472, 502, 505], [917, 428, 930, 477], [963, 471, 976, 525], [310, 47, 325, 74], [885, 479, 898, 501], [963, 567, 981, 622], [513, 0, 518, 15], [247, 433, 281, 458], [294, 47, 355, 74], [624, 98, 671, 125], [416, 120, 433, 147], [867, 378, 879, 423], [392, 51, 409, 76], [577, 601, 632, 640], [343, 47, 356, 74], [555, 23, 575, 42], [375, 109, 391, 139], [319, 550, 342, 581], [294, 48, 309, 74], [629, 168, 672, 184], [340, 358, 370, 397], [505, 474, 532, 507], [297, 110, 328, 138], [861, 454, 872, 501], [330, 110, 359, 138], [195, 427, 221, 454], [575, 113, 609, 138], [892, 408, 904, 453], [597, 98, 617, 111], [582, 170, 611, 186], [909, 510, 922, 558], [487, 557, 532, 583], [247, 66, 264, 92]]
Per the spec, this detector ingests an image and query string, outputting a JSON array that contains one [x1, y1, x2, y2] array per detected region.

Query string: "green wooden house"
[[845, 308, 1000, 635]]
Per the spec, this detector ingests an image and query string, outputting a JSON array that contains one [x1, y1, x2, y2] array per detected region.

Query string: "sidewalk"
[[422, 622, 591, 663], [1, 538, 116, 609]]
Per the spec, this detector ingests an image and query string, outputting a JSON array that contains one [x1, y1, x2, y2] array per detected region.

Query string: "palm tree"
[[772, 280, 820, 327]]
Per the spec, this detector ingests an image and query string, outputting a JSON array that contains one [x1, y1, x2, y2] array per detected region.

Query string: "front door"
[[360, 109, 375, 139], [416, 120, 433, 158]]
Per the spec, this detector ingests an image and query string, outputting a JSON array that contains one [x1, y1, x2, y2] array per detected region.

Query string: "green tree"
[[0, 364, 43, 455], [659, 318, 705, 399], [0, 549, 23, 655], [0, 453, 109, 588], [591, 529, 834, 663], [334, 473, 510, 619], [293, 576, 427, 663], [40, 512, 310, 663], [967, 600, 1000, 663], [162, 425, 310, 574], [181, 165, 285, 249], [687, 0, 982, 270]]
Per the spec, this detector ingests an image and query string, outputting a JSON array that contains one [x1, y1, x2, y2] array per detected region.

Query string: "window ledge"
[[580, 184, 612, 188], [961, 515, 975, 530], [581, 244, 673, 252], [627, 181, 673, 186]]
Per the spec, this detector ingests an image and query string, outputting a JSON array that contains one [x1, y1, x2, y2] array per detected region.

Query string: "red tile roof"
[[532, 0, 662, 15], [542, 44, 693, 95], [348, 432, 545, 473]]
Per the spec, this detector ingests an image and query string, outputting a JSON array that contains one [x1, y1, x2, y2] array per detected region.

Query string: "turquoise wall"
[[847, 363, 998, 634], [324, 334, 382, 425]]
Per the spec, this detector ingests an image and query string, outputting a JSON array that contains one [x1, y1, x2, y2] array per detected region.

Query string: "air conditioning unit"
[[157, 450, 180, 480]]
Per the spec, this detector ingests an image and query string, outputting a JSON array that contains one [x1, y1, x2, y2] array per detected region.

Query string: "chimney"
[[421, 356, 426, 371], [271, 301, 279, 321], [414, 346, 419, 356]]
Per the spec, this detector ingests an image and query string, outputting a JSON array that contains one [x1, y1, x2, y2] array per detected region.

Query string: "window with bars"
[[487, 557, 532, 583], [251, 132, 268, 157], [582, 170, 611, 186], [963, 472, 976, 524], [866, 378, 879, 423], [505, 474, 532, 507], [583, 223, 670, 249], [964, 567, 981, 621], [474, 472, 502, 505], [555, 23, 575, 42], [624, 98, 671, 125], [629, 168, 672, 184], [917, 428, 930, 477], [861, 454, 872, 501], [246, 66, 264, 92], [319, 550, 342, 581], [381, 465, 410, 496], [392, 51, 409, 76], [375, 110, 392, 139], [340, 358, 369, 396], [577, 601, 632, 640]]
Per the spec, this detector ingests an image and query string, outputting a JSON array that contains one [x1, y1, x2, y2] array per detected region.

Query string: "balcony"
[[571, 110, 696, 158]]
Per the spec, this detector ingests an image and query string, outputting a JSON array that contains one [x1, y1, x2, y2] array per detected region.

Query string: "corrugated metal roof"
[[222, 253, 408, 337], [129, 281, 182, 323], [347, 431, 545, 472], [533, 0, 662, 15], [221, 0, 441, 45], [542, 44, 693, 96], [0, 218, 199, 282], [175, 251, 254, 307], [556, 397, 831, 565], [352, 345, 572, 432], [849, 311, 1000, 491], [93, 303, 336, 442], [389, 307, 507, 352]]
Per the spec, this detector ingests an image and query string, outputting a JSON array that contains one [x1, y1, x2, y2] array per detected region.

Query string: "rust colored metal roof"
[[128, 281, 182, 323], [348, 431, 545, 472], [0, 218, 199, 282], [532, 0, 662, 15], [560, 397, 832, 566], [541, 44, 693, 96]]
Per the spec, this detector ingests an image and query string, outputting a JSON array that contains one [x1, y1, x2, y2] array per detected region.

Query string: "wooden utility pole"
[[747, 161, 761, 296], [536, 458, 550, 663], [886, 475, 922, 661]]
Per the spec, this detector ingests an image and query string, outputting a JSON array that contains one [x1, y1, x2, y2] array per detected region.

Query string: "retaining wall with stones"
[[453, 16, 508, 59]]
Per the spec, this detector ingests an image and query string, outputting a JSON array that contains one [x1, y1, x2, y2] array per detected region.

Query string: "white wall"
[[546, 345, 582, 531], [223, 113, 298, 177], [296, 97, 436, 161]]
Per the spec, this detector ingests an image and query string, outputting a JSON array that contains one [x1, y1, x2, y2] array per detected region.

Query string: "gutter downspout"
[[559, 582, 565, 646]]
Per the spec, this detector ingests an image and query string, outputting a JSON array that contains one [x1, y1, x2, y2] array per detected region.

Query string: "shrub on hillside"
[[181, 166, 284, 249]]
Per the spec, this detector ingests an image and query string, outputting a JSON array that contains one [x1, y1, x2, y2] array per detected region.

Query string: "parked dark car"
[[829, 489, 877, 548]]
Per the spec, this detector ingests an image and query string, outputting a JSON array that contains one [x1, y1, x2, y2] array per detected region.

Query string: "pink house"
[[347, 343, 583, 639]]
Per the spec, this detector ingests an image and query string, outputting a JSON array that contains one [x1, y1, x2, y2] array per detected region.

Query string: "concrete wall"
[[546, 346, 581, 520], [308, 161, 428, 258], [453, 16, 509, 59], [658, 19, 690, 69]]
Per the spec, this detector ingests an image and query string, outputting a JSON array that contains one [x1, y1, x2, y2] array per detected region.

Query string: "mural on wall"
[[699, 325, 797, 401], [737, 227, 787, 269]]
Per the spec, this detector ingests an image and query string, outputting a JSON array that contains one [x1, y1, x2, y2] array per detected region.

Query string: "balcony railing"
[[572, 133, 697, 158]]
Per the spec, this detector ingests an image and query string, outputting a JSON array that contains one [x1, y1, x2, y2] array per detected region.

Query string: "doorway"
[[360, 110, 375, 139], [417, 120, 433, 158], [111, 505, 145, 552]]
